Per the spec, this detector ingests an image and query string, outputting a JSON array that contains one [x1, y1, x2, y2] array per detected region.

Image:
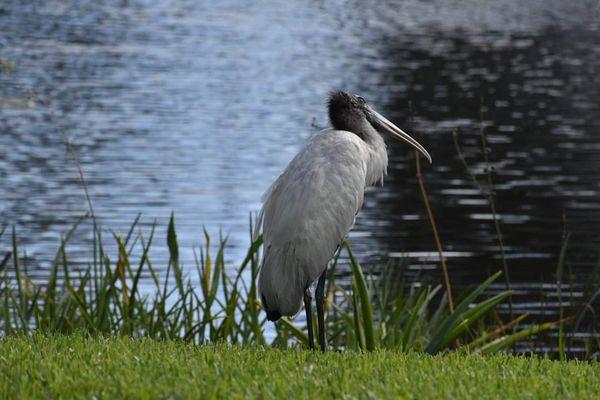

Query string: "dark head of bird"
[[328, 90, 369, 134], [327, 90, 432, 163]]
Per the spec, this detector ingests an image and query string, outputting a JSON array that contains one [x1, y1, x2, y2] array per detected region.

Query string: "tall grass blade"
[[345, 240, 375, 351], [476, 318, 569, 354], [426, 271, 502, 354], [556, 229, 570, 361]]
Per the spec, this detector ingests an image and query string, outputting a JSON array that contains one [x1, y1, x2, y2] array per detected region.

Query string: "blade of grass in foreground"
[[426, 271, 502, 354], [476, 317, 570, 354], [344, 240, 375, 351]]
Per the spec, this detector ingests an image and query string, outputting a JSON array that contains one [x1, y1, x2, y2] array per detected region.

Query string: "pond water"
[[1, 0, 600, 353]]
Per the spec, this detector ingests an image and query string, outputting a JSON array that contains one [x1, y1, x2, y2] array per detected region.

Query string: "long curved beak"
[[367, 107, 432, 163]]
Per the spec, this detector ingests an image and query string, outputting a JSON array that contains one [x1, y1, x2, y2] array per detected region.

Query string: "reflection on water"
[[1, 0, 599, 354], [366, 28, 600, 288]]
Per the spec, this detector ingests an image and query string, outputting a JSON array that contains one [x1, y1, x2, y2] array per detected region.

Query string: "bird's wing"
[[258, 129, 368, 315]]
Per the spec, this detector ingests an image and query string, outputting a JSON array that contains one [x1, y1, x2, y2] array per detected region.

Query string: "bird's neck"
[[357, 123, 388, 186]]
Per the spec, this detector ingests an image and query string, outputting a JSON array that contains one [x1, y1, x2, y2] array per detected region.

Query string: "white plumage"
[[258, 128, 388, 317]]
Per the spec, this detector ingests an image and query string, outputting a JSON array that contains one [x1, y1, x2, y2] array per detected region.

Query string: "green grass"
[[1, 333, 598, 399]]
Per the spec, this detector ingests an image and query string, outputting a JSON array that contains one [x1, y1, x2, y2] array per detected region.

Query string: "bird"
[[256, 91, 431, 351]]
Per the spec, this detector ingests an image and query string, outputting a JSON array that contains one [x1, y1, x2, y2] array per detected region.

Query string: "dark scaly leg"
[[316, 268, 327, 352], [304, 292, 314, 350]]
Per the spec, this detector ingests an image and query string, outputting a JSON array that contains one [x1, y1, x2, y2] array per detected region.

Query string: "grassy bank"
[[1, 333, 598, 399]]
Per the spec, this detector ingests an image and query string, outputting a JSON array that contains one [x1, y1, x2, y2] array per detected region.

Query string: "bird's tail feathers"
[[258, 245, 308, 319]]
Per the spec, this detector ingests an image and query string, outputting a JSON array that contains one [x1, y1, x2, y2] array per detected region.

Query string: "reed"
[[0, 214, 557, 354], [415, 151, 454, 313], [452, 127, 514, 322]]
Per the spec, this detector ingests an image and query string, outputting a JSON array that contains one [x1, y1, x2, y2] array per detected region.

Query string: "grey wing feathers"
[[258, 129, 368, 317]]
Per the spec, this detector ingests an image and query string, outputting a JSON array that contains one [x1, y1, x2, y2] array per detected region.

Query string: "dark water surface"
[[1, 1, 600, 352]]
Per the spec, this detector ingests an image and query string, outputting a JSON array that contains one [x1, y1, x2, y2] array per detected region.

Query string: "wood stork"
[[257, 91, 431, 351]]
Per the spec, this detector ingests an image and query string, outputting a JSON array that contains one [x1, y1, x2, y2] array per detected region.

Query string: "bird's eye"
[[357, 96, 365, 104]]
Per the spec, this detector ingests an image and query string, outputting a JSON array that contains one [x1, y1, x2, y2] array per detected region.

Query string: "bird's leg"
[[303, 292, 314, 350], [316, 268, 327, 352]]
